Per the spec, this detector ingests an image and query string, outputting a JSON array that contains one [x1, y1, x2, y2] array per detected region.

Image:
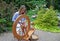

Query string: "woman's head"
[[19, 5, 26, 15]]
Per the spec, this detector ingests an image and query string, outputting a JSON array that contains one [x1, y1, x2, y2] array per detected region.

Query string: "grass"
[[34, 25, 60, 33]]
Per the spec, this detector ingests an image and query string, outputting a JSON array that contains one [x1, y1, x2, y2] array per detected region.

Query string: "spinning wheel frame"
[[12, 14, 30, 40]]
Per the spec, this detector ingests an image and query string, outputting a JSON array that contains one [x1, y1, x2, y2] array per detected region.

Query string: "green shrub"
[[34, 7, 58, 30], [27, 8, 39, 21], [0, 1, 13, 33]]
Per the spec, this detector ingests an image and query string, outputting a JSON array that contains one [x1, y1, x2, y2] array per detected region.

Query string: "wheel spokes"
[[16, 18, 28, 36]]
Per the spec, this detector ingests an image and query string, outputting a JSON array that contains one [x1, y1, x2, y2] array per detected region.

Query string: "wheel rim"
[[12, 14, 30, 40]]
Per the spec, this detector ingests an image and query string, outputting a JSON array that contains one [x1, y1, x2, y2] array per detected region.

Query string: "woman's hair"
[[19, 5, 26, 14]]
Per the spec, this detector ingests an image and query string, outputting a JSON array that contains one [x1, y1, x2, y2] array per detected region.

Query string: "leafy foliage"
[[46, 0, 60, 10], [34, 7, 59, 32], [0, 0, 46, 33], [0, 0, 60, 33], [27, 7, 39, 21], [54, 0, 60, 10], [2, 0, 46, 9], [0, 1, 13, 32]]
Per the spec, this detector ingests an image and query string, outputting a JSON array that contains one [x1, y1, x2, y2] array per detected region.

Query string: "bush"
[[0, 1, 13, 33], [27, 7, 39, 21], [34, 7, 59, 31]]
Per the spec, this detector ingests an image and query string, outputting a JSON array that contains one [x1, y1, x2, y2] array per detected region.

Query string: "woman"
[[12, 5, 38, 40], [12, 5, 27, 35], [12, 5, 26, 22]]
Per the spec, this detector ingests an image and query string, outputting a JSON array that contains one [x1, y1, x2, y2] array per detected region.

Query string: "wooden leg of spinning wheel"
[[29, 39, 31, 41]]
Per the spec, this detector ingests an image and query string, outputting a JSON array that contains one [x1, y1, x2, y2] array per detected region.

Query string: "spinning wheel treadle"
[[12, 14, 35, 41]]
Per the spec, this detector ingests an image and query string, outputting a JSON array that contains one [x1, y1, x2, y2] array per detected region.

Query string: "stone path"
[[0, 30, 60, 41]]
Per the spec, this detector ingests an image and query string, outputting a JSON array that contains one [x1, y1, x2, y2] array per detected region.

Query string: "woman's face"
[[20, 8, 26, 14]]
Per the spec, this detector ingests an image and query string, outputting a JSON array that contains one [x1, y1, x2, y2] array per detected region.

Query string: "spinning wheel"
[[12, 14, 35, 41]]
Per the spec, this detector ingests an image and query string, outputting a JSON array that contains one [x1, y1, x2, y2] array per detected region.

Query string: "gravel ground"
[[0, 30, 60, 41]]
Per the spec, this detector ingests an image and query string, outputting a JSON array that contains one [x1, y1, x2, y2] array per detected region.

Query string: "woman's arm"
[[12, 12, 19, 22]]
